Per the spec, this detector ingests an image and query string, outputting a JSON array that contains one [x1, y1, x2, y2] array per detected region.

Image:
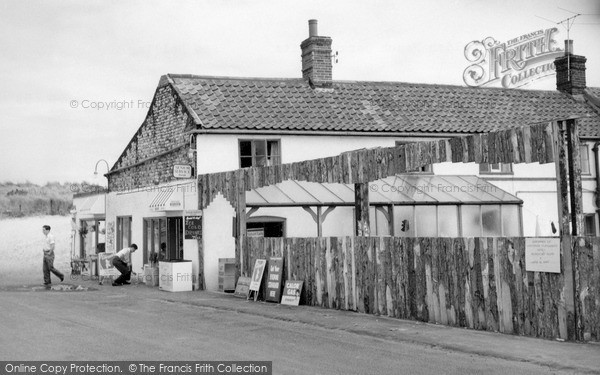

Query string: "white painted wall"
[[202, 193, 236, 291]]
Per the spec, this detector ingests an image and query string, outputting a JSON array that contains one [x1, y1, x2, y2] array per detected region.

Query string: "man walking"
[[110, 244, 138, 286], [42, 225, 64, 286]]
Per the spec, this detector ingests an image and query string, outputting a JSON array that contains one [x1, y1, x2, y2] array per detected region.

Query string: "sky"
[[1, 0, 599, 185]]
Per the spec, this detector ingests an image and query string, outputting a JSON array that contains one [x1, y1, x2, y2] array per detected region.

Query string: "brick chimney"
[[300, 20, 332, 88], [555, 40, 587, 95]]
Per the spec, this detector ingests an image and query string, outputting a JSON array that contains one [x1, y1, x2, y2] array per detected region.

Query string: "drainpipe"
[[593, 142, 600, 214]]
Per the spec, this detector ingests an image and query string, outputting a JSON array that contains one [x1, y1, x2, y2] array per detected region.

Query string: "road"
[[0, 282, 598, 375]]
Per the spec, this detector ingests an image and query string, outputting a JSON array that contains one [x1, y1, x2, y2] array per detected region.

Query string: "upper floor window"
[[239, 139, 281, 168], [580, 145, 590, 175], [479, 163, 513, 174]]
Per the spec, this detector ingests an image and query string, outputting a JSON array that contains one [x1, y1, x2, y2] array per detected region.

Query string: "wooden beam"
[[355, 183, 370, 236], [566, 119, 584, 236]]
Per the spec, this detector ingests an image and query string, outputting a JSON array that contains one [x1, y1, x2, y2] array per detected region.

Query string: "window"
[[580, 145, 590, 175], [79, 219, 106, 258], [143, 218, 166, 265], [479, 163, 513, 174], [116, 216, 132, 251], [239, 139, 281, 168], [584, 214, 596, 236]]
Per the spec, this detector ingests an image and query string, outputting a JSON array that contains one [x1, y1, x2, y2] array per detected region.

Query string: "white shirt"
[[115, 247, 133, 264], [43, 233, 55, 253]]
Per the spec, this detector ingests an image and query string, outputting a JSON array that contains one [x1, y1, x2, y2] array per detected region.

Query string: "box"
[[143, 265, 159, 287], [218, 258, 236, 292], [159, 260, 193, 292]]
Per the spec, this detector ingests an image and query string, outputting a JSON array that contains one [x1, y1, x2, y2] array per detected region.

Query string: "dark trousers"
[[112, 257, 130, 284], [43, 255, 64, 285]]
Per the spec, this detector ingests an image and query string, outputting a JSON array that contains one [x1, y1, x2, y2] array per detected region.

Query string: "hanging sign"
[[281, 280, 304, 306], [525, 238, 561, 273], [265, 257, 284, 303], [184, 215, 202, 239]]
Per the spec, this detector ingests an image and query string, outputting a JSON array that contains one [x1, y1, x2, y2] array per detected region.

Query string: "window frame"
[[239, 139, 281, 168], [479, 162, 513, 175], [580, 144, 591, 175]]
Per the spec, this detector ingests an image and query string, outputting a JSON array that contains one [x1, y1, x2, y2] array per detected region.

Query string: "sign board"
[[233, 276, 251, 298], [98, 253, 119, 277], [184, 215, 202, 239], [265, 257, 284, 303], [281, 280, 303, 306], [249, 259, 267, 292], [173, 164, 192, 178], [525, 238, 561, 273], [247, 228, 264, 238]]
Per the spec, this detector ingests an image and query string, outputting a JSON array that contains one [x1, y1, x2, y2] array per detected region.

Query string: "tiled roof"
[[168, 74, 600, 137]]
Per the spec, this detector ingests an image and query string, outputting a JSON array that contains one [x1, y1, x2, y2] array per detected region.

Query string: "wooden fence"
[[243, 236, 599, 342]]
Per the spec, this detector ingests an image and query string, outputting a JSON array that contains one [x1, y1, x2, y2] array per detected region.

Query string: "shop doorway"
[[143, 216, 184, 264]]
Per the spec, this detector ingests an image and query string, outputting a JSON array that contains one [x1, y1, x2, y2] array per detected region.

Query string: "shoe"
[[60, 275, 64, 282], [112, 282, 123, 286], [123, 281, 131, 285]]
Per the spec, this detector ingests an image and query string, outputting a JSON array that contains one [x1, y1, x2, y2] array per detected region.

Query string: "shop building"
[[86, 20, 600, 291]]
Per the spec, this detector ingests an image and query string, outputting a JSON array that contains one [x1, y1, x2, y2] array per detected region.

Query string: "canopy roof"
[[246, 175, 522, 207]]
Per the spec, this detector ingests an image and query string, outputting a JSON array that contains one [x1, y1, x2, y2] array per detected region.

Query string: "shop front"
[[105, 181, 200, 290]]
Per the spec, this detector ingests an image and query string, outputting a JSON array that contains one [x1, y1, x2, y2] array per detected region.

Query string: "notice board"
[[265, 257, 284, 303], [281, 280, 304, 306], [185, 215, 202, 239], [525, 237, 561, 273]]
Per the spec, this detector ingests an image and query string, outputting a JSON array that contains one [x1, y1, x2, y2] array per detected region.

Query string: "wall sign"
[[173, 164, 192, 178], [265, 257, 284, 303], [525, 238, 561, 273], [184, 215, 202, 239], [281, 280, 304, 306]]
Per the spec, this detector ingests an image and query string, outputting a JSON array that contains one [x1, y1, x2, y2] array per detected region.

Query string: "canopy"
[[246, 175, 522, 207]]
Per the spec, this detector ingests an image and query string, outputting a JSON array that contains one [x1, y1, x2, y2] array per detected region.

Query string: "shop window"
[[143, 218, 167, 265], [116, 216, 132, 252], [247, 216, 285, 237], [239, 139, 281, 168], [79, 219, 106, 258], [584, 214, 596, 236], [580, 145, 590, 175], [479, 163, 513, 174]]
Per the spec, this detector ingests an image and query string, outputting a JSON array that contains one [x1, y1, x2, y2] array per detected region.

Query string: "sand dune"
[[0, 215, 73, 286]]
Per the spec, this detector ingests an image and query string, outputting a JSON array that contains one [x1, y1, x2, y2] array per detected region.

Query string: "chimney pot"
[[308, 19, 318, 37], [565, 39, 573, 55]]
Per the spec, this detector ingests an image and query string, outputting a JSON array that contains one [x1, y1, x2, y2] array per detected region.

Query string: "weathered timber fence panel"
[[572, 236, 600, 341], [242, 236, 600, 341]]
